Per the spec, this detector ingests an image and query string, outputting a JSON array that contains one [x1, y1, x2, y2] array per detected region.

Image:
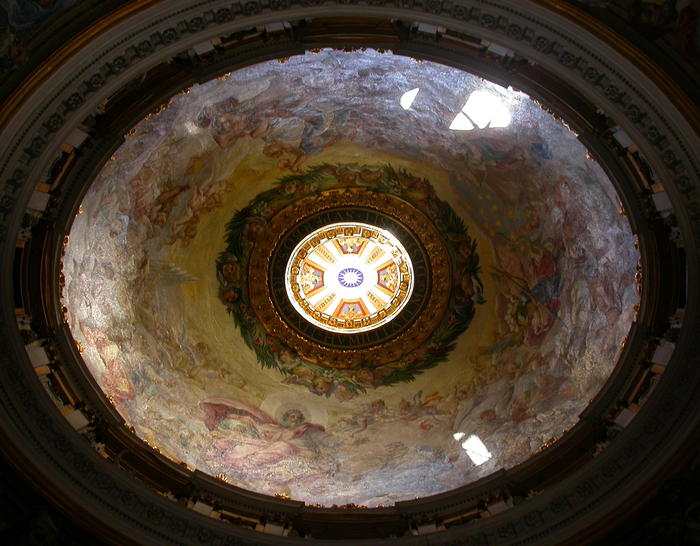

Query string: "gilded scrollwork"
[[216, 163, 481, 397], [247, 187, 452, 369]]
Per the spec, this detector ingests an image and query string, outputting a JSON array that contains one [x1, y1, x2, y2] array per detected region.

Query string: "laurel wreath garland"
[[216, 164, 484, 401]]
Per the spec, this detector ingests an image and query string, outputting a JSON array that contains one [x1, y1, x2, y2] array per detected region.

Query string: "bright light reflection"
[[184, 121, 201, 134], [489, 109, 512, 128], [453, 432, 465, 441], [462, 91, 511, 129], [400, 88, 419, 110], [461, 435, 492, 466], [449, 112, 474, 131], [285, 223, 414, 333]]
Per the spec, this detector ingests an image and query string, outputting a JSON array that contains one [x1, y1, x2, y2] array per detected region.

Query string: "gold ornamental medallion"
[[247, 188, 451, 370], [285, 223, 414, 333]]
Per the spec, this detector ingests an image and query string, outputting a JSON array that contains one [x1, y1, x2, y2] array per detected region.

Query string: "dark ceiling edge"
[[527, 0, 700, 136], [0, 1, 698, 545]]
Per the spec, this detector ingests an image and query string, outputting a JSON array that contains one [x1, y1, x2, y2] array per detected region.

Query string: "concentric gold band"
[[248, 188, 451, 370]]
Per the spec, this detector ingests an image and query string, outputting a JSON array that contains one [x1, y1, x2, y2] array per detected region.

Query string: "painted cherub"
[[170, 181, 222, 232], [300, 263, 322, 294], [339, 399, 388, 436], [384, 391, 447, 429]]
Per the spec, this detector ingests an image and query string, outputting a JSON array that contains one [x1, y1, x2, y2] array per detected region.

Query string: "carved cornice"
[[0, 1, 698, 545], [527, 0, 700, 138], [0, 0, 165, 135]]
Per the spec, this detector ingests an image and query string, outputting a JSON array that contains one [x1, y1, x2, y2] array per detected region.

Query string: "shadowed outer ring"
[[0, 0, 698, 544]]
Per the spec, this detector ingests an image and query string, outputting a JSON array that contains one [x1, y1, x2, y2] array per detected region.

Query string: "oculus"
[[338, 268, 364, 289], [284, 222, 415, 334], [254, 189, 441, 365]]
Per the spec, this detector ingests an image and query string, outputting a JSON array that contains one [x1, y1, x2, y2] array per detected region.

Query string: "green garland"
[[216, 164, 484, 401]]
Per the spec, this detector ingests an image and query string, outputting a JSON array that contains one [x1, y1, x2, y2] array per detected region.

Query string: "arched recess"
[[0, 1, 698, 545]]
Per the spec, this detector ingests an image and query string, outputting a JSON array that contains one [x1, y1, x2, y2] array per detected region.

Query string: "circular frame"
[[283, 222, 415, 335], [0, 1, 698, 545], [249, 188, 450, 369]]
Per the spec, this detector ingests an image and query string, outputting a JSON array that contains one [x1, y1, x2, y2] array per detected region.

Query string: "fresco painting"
[[61, 50, 639, 506]]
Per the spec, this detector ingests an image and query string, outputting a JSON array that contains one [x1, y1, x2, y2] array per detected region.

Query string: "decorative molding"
[[0, 1, 698, 544], [248, 188, 450, 369]]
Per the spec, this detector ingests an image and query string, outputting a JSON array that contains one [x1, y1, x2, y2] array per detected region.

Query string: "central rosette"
[[338, 268, 363, 288], [285, 223, 414, 333]]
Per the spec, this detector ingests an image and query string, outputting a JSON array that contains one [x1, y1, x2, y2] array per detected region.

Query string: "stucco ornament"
[[218, 168, 477, 396]]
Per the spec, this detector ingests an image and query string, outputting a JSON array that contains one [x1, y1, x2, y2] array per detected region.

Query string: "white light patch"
[[453, 432, 465, 441], [462, 91, 511, 129], [400, 88, 419, 110], [449, 112, 474, 131], [184, 121, 202, 134], [489, 109, 512, 128], [461, 435, 492, 466]]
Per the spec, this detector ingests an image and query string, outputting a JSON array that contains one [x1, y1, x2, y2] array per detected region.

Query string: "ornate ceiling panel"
[[60, 50, 637, 507], [0, 1, 697, 544]]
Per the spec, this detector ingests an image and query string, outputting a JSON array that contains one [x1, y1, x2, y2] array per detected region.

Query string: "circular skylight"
[[285, 223, 414, 333]]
